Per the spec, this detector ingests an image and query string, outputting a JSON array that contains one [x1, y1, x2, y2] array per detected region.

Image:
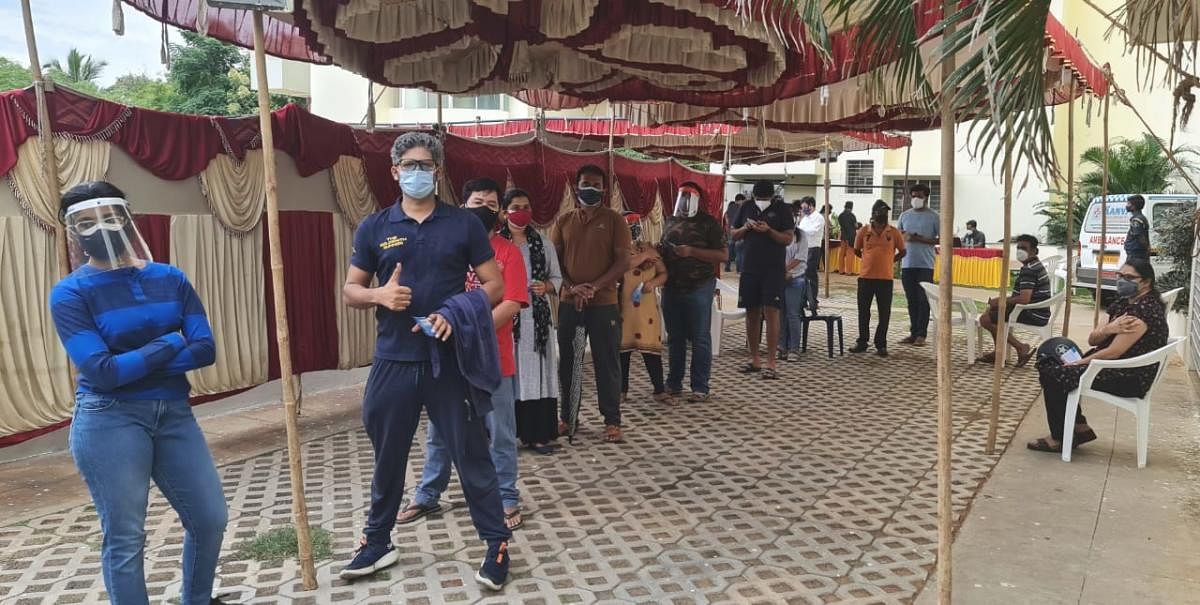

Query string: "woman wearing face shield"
[[1028, 257, 1169, 453], [48, 181, 227, 605]]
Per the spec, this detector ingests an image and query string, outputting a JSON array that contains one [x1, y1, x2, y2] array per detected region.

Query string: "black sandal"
[[1026, 437, 1063, 453], [762, 368, 779, 380], [738, 363, 761, 374], [1073, 428, 1098, 448]]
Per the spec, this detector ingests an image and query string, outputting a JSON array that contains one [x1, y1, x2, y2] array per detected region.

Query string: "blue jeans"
[[415, 375, 520, 510], [69, 395, 227, 605], [662, 279, 715, 395], [779, 278, 808, 352]]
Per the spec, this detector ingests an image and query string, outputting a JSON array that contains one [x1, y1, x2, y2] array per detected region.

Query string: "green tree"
[[1155, 206, 1196, 312], [166, 31, 304, 116], [44, 48, 107, 85], [0, 57, 32, 91], [1035, 190, 1090, 245], [102, 74, 178, 112]]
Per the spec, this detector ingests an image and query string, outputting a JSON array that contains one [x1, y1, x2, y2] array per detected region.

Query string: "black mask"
[[468, 206, 499, 232], [79, 230, 126, 261]]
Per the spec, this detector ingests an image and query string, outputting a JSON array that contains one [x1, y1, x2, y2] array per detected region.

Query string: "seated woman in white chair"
[[1028, 258, 1169, 453]]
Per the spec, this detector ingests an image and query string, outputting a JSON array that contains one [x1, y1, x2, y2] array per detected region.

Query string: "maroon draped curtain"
[[134, 214, 172, 264], [263, 211, 339, 379]]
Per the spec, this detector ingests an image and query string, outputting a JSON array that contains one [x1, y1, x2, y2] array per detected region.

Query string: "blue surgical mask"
[[578, 186, 603, 206], [399, 170, 436, 199], [1116, 277, 1139, 298]]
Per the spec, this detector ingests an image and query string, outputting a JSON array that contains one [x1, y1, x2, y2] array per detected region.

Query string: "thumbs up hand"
[[374, 262, 412, 312]]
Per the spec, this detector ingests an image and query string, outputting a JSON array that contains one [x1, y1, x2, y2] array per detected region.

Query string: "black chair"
[[802, 314, 844, 358]]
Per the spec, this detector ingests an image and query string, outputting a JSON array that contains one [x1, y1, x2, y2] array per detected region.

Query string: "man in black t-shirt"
[[731, 180, 796, 379], [978, 234, 1052, 367], [1124, 194, 1151, 262], [660, 183, 728, 401]]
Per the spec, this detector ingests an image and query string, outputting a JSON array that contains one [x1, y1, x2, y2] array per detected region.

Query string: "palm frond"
[[936, 0, 1059, 183], [1109, 0, 1199, 87]]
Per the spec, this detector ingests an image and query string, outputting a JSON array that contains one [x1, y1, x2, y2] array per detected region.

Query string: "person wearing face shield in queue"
[[658, 183, 727, 402], [550, 165, 632, 443], [1028, 257, 1167, 453], [977, 234, 1052, 368], [340, 133, 513, 589], [399, 177, 530, 532], [49, 181, 229, 605], [731, 180, 796, 380]]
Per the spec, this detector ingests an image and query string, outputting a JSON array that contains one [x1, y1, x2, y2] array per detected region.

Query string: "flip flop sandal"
[[1073, 429, 1098, 448], [1026, 438, 1063, 453], [761, 368, 780, 380], [505, 509, 524, 530], [976, 352, 997, 364], [1014, 349, 1035, 368], [738, 363, 761, 374], [604, 425, 624, 443], [395, 502, 442, 525]]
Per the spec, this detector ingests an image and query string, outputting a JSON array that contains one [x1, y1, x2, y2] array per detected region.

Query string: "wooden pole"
[[935, 2, 957, 601], [252, 11, 318, 591], [822, 139, 832, 298], [20, 0, 69, 279], [607, 107, 616, 187], [1062, 89, 1077, 337], [1094, 92, 1110, 327], [903, 142, 913, 211], [986, 121, 1015, 454]]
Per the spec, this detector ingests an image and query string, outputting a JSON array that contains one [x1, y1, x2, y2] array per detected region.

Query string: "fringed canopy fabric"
[[442, 118, 910, 164], [610, 13, 1108, 132]]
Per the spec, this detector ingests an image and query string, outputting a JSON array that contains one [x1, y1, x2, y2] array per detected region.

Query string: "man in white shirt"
[[797, 197, 825, 316], [778, 228, 810, 360]]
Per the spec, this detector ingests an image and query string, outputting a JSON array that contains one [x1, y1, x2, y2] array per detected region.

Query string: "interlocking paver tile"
[[0, 312, 1042, 604]]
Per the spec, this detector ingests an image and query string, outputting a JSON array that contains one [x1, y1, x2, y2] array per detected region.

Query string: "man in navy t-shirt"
[[338, 132, 512, 591], [731, 180, 796, 379]]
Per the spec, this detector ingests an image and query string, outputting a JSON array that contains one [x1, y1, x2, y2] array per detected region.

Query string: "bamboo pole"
[[20, 0, 69, 279], [1062, 88, 1077, 336], [1110, 79, 1200, 195], [1079, 0, 1199, 82], [251, 11, 318, 591], [823, 138, 832, 298], [935, 2, 957, 601], [985, 122, 1015, 455], [903, 142, 912, 210], [1094, 92, 1110, 327]]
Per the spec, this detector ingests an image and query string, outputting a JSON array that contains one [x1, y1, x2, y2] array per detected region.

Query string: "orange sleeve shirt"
[[855, 225, 905, 280]]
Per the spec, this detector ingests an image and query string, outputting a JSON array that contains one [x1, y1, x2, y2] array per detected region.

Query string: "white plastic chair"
[[713, 280, 745, 357], [1000, 290, 1066, 352], [1041, 255, 1063, 295], [921, 282, 982, 362], [1161, 287, 1183, 310], [1062, 337, 1186, 468]]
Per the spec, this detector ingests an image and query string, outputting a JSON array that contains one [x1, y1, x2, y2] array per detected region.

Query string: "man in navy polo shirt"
[[338, 131, 512, 590]]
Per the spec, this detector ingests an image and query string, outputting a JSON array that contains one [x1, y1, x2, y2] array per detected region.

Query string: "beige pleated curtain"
[[333, 219, 376, 369], [6, 138, 111, 228], [198, 150, 267, 234], [330, 155, 379, 228]]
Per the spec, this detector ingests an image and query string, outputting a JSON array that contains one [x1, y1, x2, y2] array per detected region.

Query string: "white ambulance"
[[1072, 193, 1196, 294]]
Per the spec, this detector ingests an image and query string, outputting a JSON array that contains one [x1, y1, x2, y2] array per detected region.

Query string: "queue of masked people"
[[45, 131, 731, 602]]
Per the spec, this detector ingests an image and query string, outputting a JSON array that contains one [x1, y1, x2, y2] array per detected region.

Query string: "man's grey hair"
[[390, 131, 444, 166]]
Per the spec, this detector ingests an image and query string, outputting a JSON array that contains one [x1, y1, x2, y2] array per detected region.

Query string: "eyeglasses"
[[72, 214, 128, 234], [1116, 272, 1142, 281], [396, 160, 438, 173]]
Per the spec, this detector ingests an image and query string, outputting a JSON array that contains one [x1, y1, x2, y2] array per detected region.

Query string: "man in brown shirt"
[[550, 164, 632, 443]]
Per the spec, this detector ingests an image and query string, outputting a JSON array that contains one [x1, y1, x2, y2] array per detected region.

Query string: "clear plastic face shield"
[[64, 198, 153, 271], [673, 186, 700, 218]]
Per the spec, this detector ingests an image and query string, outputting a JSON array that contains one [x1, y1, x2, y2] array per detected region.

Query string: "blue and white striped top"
[[49, 262, 215, 400]]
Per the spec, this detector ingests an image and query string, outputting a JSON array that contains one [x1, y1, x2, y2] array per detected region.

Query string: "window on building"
[[846, 160, 874, 194], [450, 94, 506, 110], [891, 179, 942, 219]]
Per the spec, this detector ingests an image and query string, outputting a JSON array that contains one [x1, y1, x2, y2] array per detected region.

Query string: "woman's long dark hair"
[[1123, 256, 1161, 301]]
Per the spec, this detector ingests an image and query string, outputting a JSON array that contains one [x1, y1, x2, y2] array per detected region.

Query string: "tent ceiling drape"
[[121, 0, 1016, 107], [610, 13, 1108, 132], [441, 118, 910, 163]]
